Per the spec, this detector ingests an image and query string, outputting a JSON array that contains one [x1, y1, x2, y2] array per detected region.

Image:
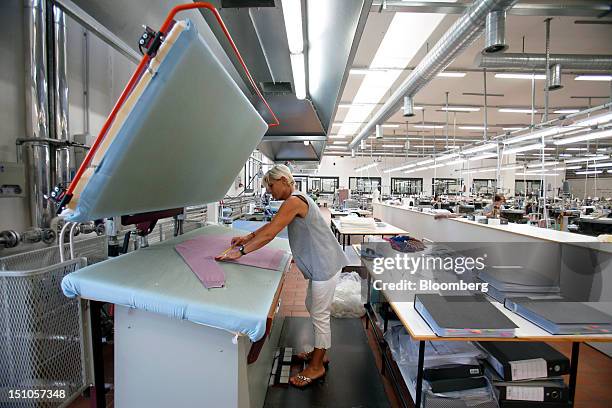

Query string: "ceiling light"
[[499, 108, 536, 114], [459, 125, 489, 130], [503, 127, 525, 131], [565, 147, 588, 151], [565, 155, 609, 163], [462, 143, 497, 155], [329, 135, 347, 139], [349, 68, 370, 75], [327, 146, 348, 150], [503, 143, 545, 155], [559, 154, 572, 158], [382, 144, 402, 148], [517, 172, 560, 176], [504, 126, 567, 145], [383, 163, 417, 173], [565, 165, 582, 170], [575, 170, 603, 175], [413, 124, 444, 129], [333, 141, 348, 145], [588, 162, 612, 168], [469, 152, 498, 161], [437, 72, 467, 78], [501, 165, 525, 171], [554, 109, 580, 114], [289, 53, 306, 100], [436, 153, 460, 161], [495, 73, 546, 80], [417, 159, 435, 165], [428, 163, 445, 169], [575, 75, 612, 82], [440, 107, 480, 112], [526, 161, 559, 168], [382, 124, 400, 128], [281, 0, 303, 53], [553, 129, 612, 146], [573, 112, 612, 127], [355, 162, 379, 172]]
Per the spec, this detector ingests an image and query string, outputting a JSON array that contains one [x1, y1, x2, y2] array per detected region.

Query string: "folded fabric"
[[340, 216, 377, 228], [384, 235, 426, 253], [175, 235, 286, 288]]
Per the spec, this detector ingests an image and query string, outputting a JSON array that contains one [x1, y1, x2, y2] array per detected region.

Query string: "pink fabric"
[[175, 235, 286, 288]]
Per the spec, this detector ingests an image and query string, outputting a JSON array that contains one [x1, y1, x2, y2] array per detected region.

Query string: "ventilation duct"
[[403, 95, 415, 117], [349, 0, 518, 149], [484, 10, 507, 53], [548, 63, 563, 90], [476, 53, 612, 71]]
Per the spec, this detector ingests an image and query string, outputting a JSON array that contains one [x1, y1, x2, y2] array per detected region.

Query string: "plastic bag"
[[331, 272, 366, 318]]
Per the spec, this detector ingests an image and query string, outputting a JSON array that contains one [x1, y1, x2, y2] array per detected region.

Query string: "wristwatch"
[[239, 245, 247, 256]]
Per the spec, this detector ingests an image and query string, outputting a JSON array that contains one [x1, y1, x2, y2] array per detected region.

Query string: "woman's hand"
[[215, 247, 242, 262], [230, 234, 252, 247]]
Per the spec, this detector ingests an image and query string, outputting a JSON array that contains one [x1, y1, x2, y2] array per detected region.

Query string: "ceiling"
[[327, 1, 612, 159]]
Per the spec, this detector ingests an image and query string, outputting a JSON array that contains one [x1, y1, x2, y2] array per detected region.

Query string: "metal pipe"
[[23, 0, 52, 228], [349, 0, 518, 148], [543, 18, 551, 123], [484, 10, 507, 53], [483, 69, 488, 140], [53, 4, 71, 187], [476, 53, 612, 71], [548, 63, 563, 90]]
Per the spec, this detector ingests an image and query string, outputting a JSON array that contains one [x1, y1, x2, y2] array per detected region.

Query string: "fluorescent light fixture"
[[499, 108, 536, 114], [565, 147, 588, 151], [574, 112, 612, 128], [349, 68, 370, 75], [553, 129, 612, 146], [413, 124, 444, 129], [527, 161, 559, 168], [437, 72, 466, 78], [462, 143, 497, 155], [503, 143, 545, 155], [281, 0, 303, 53], [575, 170, 603, 175], [565, 155, 609, 164], [459, 126, 488, 130], [495, 73, 546, 80], [575, 75, 612, 82], [383, 163, 417, 173], [355, 162, 379, 172], [501, 165, 525, 171], [565, 165, 582, 170], [327, 146, 348, 150], [504, 126, 566, 145], [554, 109, 580, 114], [289, 53, 306, 100], [469, 152, 498, 161], [588, 162, 612, 168], [382, 124, 400, 128], [503, 127, 525, 131], [436, 153, 460, 161], [428, 163, 445, 169], [328, 135, 347, 139], [382, 144, 402, 148], [551, 167, 567, 171], [446, 159, 467, 166], [441, 107, 480, 112], [517, 172, 560, 176], [333, 141, 348, 145], [417, 159, 435, 165], [559, 154, 572, 158]]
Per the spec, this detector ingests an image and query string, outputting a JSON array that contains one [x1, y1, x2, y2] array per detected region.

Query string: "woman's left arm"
[[216, 197, 304, 260]]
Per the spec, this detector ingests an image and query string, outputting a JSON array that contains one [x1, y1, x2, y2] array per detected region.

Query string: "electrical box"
[[0, 162, 26, 197]]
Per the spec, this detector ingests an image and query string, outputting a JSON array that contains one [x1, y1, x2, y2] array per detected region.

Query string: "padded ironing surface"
[[61, 225, 291, 342], [66, 19, 267, 222], [232, 220, 288, 239]]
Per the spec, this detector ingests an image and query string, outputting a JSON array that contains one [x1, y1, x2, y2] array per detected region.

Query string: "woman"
[[215, 164, 348, 388]]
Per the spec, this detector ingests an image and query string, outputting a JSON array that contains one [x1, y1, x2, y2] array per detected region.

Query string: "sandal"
[[295, 351, 330, 367], [290, 372, 326, 389]]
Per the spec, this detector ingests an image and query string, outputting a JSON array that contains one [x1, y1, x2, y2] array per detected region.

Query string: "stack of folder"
[[414, 293, 517, 337], [479, 342, 571, 407], [478, 270, 562, 304], [504, 297, 612, 335]]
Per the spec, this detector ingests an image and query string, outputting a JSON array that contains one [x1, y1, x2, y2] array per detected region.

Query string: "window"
[[515, 179, 542, 195], [391, 178, 422, 195], [349, 177, 381, 193], [308, 176, 338, 194], [473, 179, 496, 196], [243, 155, 261, 193], [432, 178, 461, 196]]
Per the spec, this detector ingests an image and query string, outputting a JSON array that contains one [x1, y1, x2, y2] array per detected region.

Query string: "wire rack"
[[0, 235, 107, 407]]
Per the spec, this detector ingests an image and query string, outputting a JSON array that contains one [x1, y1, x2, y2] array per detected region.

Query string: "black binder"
[[478, 342, 569, 380], [497, 382, 568, 403], [424, 363, 483, 382], [499, 401, 571, 408], [429, 377, 488, 393]]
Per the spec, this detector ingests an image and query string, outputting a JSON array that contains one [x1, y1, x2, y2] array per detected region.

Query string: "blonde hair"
[[263, 164, 295, 188]]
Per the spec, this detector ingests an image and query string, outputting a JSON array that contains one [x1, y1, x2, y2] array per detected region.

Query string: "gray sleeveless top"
[[287, 191, 348, 281]]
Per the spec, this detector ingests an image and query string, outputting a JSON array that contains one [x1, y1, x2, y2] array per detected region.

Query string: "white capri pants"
[[305, 271, 340, 350]]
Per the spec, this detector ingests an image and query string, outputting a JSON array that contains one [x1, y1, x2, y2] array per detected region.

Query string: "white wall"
[[568, 177, 612, 200], [314, 155, 539, 196]]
